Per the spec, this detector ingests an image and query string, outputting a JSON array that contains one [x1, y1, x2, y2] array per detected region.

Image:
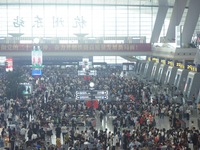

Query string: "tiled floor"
[[3, 105, 198, 150], [49, 112, 199, 146]]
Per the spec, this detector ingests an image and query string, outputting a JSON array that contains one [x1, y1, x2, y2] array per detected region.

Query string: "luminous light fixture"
[[89, 82, 95, 88], [33, 38, 40, 44]]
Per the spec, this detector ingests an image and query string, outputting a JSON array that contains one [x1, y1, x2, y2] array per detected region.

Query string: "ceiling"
[[0, 0, 192, 8], [0, 0, 178, 6]]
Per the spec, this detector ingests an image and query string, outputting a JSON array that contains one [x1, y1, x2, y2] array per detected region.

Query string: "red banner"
[[84, 75, 91, 81], [0, 43, 151, 52], [86, 100, 98, 109]]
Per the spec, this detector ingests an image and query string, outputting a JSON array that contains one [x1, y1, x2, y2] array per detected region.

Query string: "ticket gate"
[[143, 61, 154, 80], [164, 66, 178, 86], [150, 63, 160, 82], [174, 69, 189, 93], [156, 64, 168, 85], [137, 61, 146, 75], [183, 72, 200, 100], [135, 61, 142, 74]]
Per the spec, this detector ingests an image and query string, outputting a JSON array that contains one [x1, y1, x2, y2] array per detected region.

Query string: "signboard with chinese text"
[[151, 57, 159, 63], [0, 43, 151, 52], [185, 60, 198, 72], [147, 56, 152, 61], [174, 61, 184, 69], [76, 90, 108, 100], [186, 65, 197, 72], [159, 58, 166, 65], [166, 59, 174, 67]]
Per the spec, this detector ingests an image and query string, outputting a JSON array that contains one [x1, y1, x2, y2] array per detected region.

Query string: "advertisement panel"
[[5, 58, 13, 72], [32, 46, 43, 68], [20, 83, 32, 95], [0, 56, 6, 66], [32, 69, 42, 76]]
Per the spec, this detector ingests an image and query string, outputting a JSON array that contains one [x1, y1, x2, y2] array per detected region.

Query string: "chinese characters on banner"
[[0, 43, 151, 52]]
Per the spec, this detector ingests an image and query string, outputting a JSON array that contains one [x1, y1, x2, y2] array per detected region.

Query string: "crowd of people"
[[0, 65, 199, 150]]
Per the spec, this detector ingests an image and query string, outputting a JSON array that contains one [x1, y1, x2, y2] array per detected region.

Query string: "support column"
[[182, 0, 200, 46], [166, 0, 187, 42], [150, 0, 168, 43]]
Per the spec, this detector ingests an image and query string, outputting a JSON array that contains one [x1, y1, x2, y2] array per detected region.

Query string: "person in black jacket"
[[27, 128, 33, 141], [55, 125, 61, 139], [39, 127, 45, 140], [191, 130, 199, 150]]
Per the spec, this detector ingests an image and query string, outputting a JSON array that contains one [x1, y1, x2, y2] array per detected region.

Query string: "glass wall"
[[0, 4, 159, 42], [0, 2, 199, 43], [93, 56, 129, 64]]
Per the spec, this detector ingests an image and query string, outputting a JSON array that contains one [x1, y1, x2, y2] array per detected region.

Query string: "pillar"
[[166, 0, 187, 42]]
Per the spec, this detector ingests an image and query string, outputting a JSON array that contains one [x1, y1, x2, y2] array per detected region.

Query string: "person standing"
[[55, 125, 61, 139], [191, 130, 199, 150], [10, 133, 15, 150], [27, 128, 33, 141], [186, 108, 191, 121], [39, 127, 45, 141]]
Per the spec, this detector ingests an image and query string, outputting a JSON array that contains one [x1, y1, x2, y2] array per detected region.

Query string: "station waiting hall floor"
[[3, 98, 199, 149], [49, 110, 199, 147]]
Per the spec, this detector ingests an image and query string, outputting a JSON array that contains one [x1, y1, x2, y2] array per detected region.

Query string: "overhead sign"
[[147, 56, 152, 61], [186, 65, 197, 72], [174, 61, 184, 69], [78, 70, 97, 76], [159, 58, 166, 65], [76, 90, 108, 100], [151, 57, 159, 63], [166, 59, 174, 67], [185, 60, 198, 72]]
